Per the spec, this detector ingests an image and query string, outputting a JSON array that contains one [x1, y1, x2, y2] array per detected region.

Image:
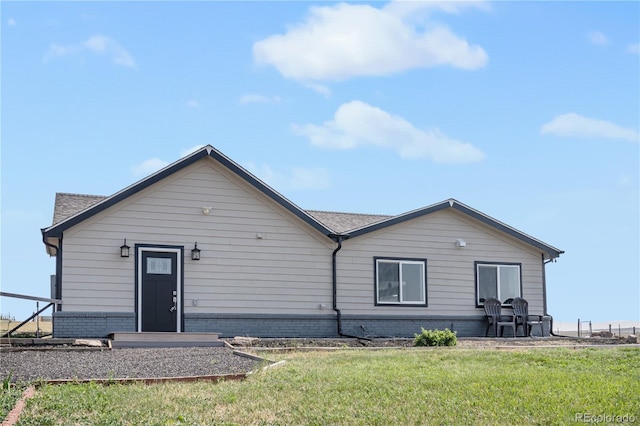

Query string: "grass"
[[1, 372, 23, 421], [0, 387, 23, 421], [11, 347, 640, 425]]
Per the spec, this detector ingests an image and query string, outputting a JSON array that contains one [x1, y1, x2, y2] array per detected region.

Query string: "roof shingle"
[[306, 210, 391, 234], [52, 193, 107, 225]]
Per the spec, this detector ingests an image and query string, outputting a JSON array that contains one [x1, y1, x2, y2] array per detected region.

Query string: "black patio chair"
[[512, 297, 545, 337], [483, 298, 516, 337]]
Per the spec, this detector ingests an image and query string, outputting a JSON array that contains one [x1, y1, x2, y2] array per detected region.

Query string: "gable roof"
[[344, 199, 564, 259], [42, 146, 335, 238], [42, 145, 563, 259]]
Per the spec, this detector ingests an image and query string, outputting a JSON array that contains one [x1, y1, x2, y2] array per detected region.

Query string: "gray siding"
[[60, 159, 334, 315], [337, 210, 545, 317], [56, 156, 548, 337]]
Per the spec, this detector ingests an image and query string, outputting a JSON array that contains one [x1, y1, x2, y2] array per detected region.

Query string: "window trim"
[[374, 257, 428, 307], [475, 261, 522, 308]]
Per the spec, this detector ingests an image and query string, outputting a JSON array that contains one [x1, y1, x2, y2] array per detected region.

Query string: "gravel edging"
[[0, 347, 264, 385]]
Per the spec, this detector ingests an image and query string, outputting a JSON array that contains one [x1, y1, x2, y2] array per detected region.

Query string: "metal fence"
[[577, 319, 592, 337], [0, 291, 62, 338], [575, 319, 637, 338]]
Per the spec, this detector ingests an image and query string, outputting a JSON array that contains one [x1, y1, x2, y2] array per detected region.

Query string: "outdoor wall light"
[[191, 242, 201, 260], [120, 239, 130, 257], [456, 238, 467, 248]]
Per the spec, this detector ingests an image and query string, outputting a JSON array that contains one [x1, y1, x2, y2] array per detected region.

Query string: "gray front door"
[[141, 251, 178, 332]]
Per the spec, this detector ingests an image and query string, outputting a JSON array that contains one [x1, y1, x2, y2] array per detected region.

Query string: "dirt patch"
[[0, 320, 52, 336]]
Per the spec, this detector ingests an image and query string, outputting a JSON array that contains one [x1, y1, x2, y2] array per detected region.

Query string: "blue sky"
[[2, 1, 638, 324]]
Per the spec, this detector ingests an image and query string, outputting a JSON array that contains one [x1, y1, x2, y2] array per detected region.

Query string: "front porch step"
[[109, 332, 224, 348]]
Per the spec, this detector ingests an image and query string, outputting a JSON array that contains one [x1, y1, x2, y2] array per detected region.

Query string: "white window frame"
[[375, 258, 427, 306], [476, 262, 521, 306]]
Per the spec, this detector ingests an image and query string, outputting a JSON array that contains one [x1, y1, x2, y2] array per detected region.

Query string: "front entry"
[[139, 249, 180, 332]]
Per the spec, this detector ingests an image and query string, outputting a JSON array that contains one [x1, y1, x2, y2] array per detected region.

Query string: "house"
[[42, 145, 563, 338]]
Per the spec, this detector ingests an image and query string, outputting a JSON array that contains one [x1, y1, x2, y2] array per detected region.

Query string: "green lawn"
[[0, 384, 23, 422], [8, 347, 640, 425]]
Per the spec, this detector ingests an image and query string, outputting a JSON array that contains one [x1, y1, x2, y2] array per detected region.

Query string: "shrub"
[[413, 328, 457, 347]]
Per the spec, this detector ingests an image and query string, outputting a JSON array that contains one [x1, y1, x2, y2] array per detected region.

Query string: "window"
[[476, 262, 521, 306], [375, 258, 427, 305], [147, 257, 172, 274]]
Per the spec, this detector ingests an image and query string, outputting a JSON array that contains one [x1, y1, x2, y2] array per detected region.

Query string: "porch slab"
[[109, 332, 224, 348]]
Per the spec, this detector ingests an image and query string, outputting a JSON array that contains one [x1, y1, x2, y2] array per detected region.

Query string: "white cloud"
[[186, 100, 200, 108], [290, 167, 331, 190], [180, 145, 206, 157], [627, 43, 640, 55], [245, 162, 278, 186], [245, 162, 330, 190], [253, 2, 488, 82], [239, 94, 281, 105], [292, 100, 485, 163], [131, 158, 170, 177], [43, 34, 136, 68], [587, 31, 609, 46], [617, 175, 634, 188], [305, 83, 332, 97], [131, 146, 206, 178], [83, 35, 136, 68], [8, 18, 16, 26], [384, 0, 489, 17], [541, 113, 639, 143], [239, 94, 268, 104], [44, 43, 82, 60]]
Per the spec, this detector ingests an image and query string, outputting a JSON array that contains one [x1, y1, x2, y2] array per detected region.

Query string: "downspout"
[[331, 235, 368, 340], [542, 254, 548, 317], [41, 230, 62, 312]]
